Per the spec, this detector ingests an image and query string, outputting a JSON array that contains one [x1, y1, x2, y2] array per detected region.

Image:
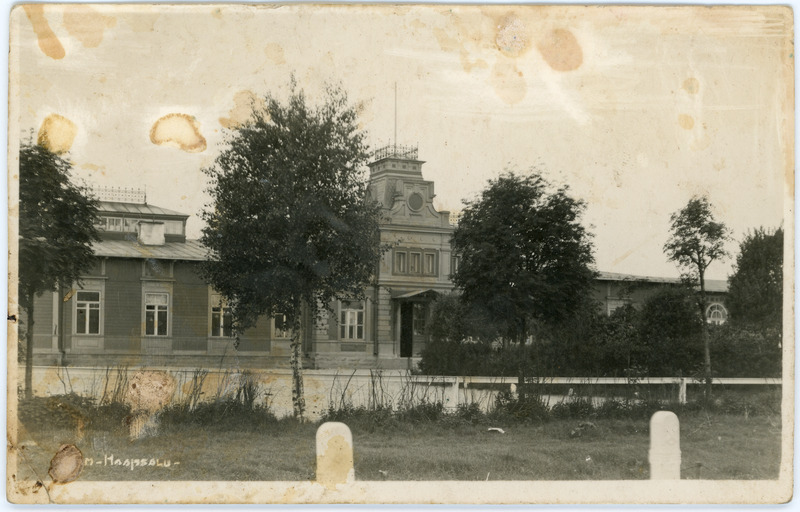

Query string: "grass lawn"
[[12, 412, 781, 482]]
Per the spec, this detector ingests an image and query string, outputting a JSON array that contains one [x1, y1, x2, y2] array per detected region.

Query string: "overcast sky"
[[10, 4, 792, 280]]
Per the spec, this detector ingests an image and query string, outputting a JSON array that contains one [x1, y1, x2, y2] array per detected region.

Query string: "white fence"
[[27, 366, 781, 420]]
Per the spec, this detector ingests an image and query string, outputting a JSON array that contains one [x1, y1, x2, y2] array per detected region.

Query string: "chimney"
[[137, 221, 166, 246]]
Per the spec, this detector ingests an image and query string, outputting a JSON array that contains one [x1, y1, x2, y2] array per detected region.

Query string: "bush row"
[[320, 388, 781, 430], [419, 289, 781, 378]]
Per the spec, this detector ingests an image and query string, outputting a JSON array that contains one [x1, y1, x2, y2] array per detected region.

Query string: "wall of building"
[[28, 258, 284, 367]]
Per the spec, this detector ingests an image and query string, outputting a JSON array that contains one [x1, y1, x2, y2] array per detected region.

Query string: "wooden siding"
[[172, 263, 208, 351], [102, 259, 142, 350], [30, 291, 54, 349], [237, 315, 271, 352]]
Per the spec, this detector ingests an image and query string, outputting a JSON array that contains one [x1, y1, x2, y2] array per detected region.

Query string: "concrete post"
[[445, 377, 459, 411], [316, 422, 355, 488], [678, 378, 687, 404], [649, 411, 681, 480]]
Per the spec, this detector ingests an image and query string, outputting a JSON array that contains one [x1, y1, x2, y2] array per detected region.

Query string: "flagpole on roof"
[[394, 81, 397, 153]]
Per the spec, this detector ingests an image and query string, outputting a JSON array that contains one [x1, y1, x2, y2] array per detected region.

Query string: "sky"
[[9, 4, 793, 281]]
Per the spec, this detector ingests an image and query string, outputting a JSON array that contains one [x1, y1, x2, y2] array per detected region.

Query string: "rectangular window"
[[395, 251, 407, 274], [211, 306, 233, 337], [164, 220, 184, 235], [145, 292, 169, 336], [274, 313, 291, 338], [124, 218, 139, 232], [340, 301, 364, 340], [410, 252, 421, 274], [425, 253, 436, 275], [413, 302, 427, 336], [607, 298, 631, 316], [451, 255, 461, 274], [75, 291, 100, 334], [106, 217, 123, 231]]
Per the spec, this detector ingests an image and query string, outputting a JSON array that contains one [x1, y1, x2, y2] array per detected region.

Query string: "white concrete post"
[[445, 377, 459, 410], [649, 411, 681, 480], [678, 378, 687, 404], [316, 422, 355, 488]]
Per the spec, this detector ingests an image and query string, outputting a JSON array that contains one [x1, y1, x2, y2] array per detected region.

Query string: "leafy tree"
[[18, 142, 99, 399], [424, 293, 500, 345], [418, 293, 505, 376], [636, 287, 704, 376], [709, 323, 781, 378], [727, 227, 783, 329], [451, 172, 595, 394], [201, 83, 383, 419], [586, 305, 640, 377], [663, 196, 730, 397], [452, 172, 595, 343]]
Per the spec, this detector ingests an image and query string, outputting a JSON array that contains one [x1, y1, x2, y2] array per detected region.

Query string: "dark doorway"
[[400, 302, 414, 357]]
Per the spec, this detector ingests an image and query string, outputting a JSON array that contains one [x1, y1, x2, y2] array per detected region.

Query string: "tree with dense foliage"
[[583, 304, 640, 377], [418, 293, 504, 375], [201, 84, 383, 419], [708, 323, 781, 378], [663, 196, 730, 397], [636, 287, 704, 376], [452, 172, 595, 343], [451, 172, 595, 393], [19, 141, 99, 399], [727, 227, 783, 330]]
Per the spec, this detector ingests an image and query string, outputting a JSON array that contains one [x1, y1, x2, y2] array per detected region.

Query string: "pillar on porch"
[[376, 287, 394, 357]]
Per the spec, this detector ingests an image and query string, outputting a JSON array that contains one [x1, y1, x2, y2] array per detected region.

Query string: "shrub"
[[492, 391, 550, 423], [396, 401, 444, 423], [453, 402, 484, 424], [320, 403, 395, 432], [551, 397, 595, 420], [159, 370, 276, 431], [708, 390, 780, 417], [18, 393, 131, 434], [636, 287, 704, 377], [159, 399, 276, 431], [709, 324, 781, 378]]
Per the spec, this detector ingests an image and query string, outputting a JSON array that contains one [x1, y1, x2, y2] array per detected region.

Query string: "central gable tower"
[[367, 144, 450, 229]]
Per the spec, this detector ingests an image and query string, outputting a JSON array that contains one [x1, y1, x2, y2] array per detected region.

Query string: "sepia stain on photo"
[[7, 3, 793, 505]]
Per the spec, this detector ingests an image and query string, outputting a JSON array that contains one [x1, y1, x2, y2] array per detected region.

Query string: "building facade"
[[24, 150, 728, 370]]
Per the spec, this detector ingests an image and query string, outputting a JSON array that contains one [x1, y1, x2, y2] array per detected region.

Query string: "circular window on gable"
[[408, 192, 424, 211], [706, 303, 728, 325]]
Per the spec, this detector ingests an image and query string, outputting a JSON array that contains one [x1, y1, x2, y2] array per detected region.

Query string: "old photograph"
[[7, 3, 794, 504]]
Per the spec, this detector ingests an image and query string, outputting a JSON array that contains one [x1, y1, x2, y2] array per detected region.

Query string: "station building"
[[24, 147, 728, 370]]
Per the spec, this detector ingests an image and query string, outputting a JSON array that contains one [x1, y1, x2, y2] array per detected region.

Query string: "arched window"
[[706, 303, 728, 325]]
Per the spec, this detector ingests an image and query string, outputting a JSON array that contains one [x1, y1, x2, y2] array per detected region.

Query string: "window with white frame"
[[145, 292, 169, 336], [410, 252, 421, 274], [413, 302, 428, 336], [424, 253, 436, 275], [450, 255, 461, 275], [274, 313, 291, 338], [340, 301, 364, 340], [75, 291, 101, 334], [106, 217, 123, 231], [395, 251, 407, 274], [607, 298, 632, 316], [211, 303, 233, 337], [706, 303, 728, 325]]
